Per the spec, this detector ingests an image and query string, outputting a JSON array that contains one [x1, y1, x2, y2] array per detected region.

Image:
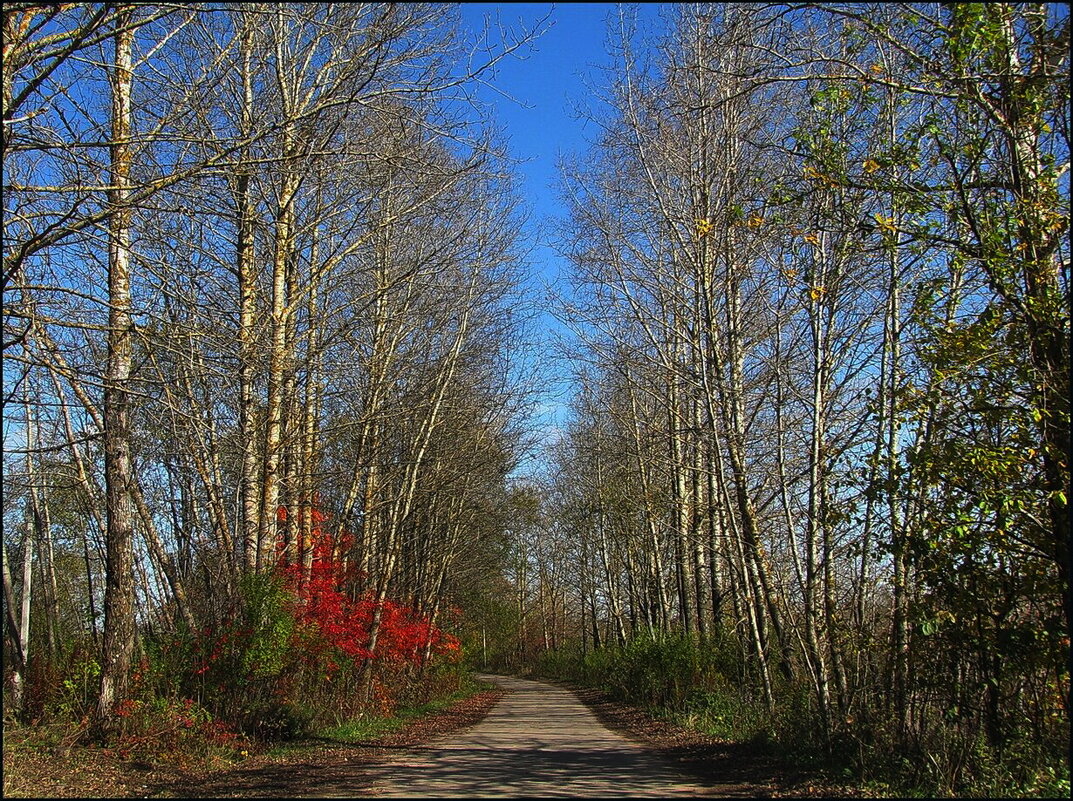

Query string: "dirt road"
[[313, 674, 727, 798]]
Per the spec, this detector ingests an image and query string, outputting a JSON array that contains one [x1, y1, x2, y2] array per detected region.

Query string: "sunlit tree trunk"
[[24, 397, 59, 659], [2, 524, 32, 717], [257, 143, 298, 570], [97, 5, 136, 725], [235, 13, 261, 573]]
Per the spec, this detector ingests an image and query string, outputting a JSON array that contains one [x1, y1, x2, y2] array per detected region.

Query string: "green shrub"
[[535, 646, 585, 681], [112, 694, 249, 762], [676, 681, 770, 742], [899, 724, 1071, 798], [533, 632, 1069, 798], [572, 632, 746, 714], [19, 640, 100, 723], [49, 647, 100, 721], [237, 572, 295, 681], [234, 698, 313, 741]]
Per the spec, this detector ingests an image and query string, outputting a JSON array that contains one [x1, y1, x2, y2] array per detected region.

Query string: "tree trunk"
[[236, 17, 261, 573], [2, 528, 31, 717], [97, 5, 137, 727]]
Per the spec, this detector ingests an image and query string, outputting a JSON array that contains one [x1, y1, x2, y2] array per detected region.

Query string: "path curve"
[[323, 674, 722, 798]]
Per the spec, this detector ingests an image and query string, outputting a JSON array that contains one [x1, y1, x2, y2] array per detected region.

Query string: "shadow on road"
[[353, 742, 716, 797], [159, 676, 766, 798]]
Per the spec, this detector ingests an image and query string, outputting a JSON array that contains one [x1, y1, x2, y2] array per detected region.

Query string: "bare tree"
[[95, 3, 136, 726]]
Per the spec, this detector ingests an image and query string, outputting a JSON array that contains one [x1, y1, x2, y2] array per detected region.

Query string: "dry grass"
[[2, 689, 504, 798]]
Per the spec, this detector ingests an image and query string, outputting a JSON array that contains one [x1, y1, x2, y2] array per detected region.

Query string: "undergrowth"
[[534, 633, 1070, 798], [268, 672, 491, 756]]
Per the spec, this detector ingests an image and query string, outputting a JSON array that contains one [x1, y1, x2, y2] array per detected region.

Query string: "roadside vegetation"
[[4, 516, 489, 794], [4, 0, 530, 765], [3, 4, 1068, 800], [3, 672, 498, 798], [508, 4, 1069, 799], [535, 633, 1068, 798]]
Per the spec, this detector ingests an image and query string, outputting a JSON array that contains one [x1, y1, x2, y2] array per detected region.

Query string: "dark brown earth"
[[2, 690, 504, 799], [3, 678, 865, 798]]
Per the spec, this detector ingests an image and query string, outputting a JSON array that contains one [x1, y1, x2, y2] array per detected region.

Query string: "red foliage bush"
[[142, 500, 461, 736], [274, 502, 460, 671]]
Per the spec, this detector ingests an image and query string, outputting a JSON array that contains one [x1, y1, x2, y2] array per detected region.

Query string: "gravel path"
[[314, 674, 723, 798]]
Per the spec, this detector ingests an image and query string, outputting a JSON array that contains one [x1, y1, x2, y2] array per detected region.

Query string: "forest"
[[3, 3, 1069, 798]]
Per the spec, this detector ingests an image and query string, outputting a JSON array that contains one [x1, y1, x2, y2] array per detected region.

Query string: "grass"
[[265, 675, 494, 755], [316, 716, 404, 743], [3, 669, 499, 798]]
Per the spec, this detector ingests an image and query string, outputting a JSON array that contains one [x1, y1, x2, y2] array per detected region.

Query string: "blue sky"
[[456, 3, 666, 474], [457, 2, 665, 274], [459, 3, 623, 227], [1, 4, 667, 474]]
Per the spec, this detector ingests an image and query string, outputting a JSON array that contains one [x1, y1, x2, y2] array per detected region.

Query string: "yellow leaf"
[[873, 213, 896, 233], [809, 286, 826, 301], [870, 63, 884, 74], [746, 214, 763, 228], [804, 233, 820, 246], [695, 218, 713, 237], [863, 158, 881, 174]]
